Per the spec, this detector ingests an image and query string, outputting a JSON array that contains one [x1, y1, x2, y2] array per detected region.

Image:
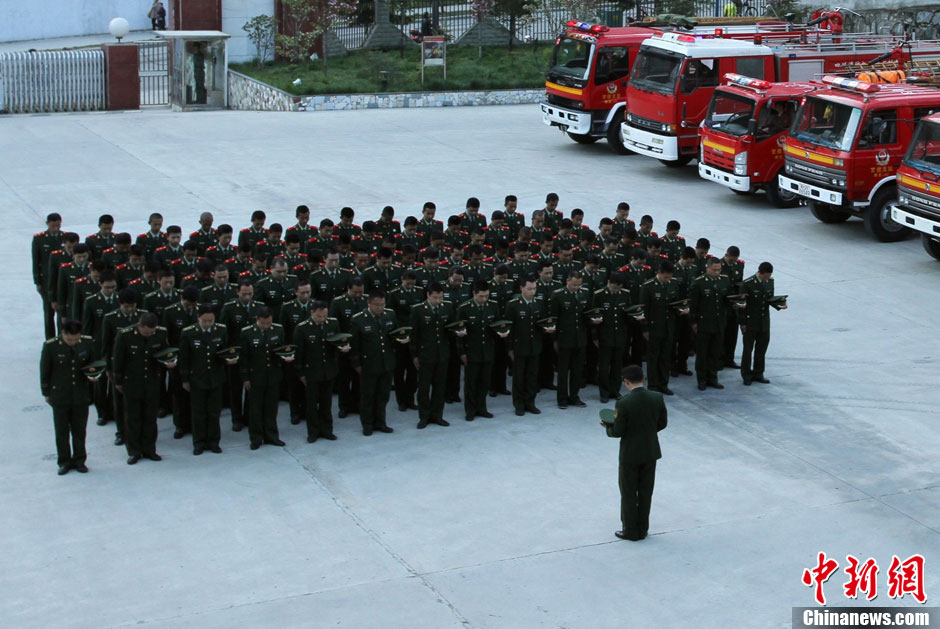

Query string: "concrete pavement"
[[1, 105, 938, 627]]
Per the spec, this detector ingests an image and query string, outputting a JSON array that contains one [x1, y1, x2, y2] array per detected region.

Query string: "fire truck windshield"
[[704, 90, 755, 137], [629, 47, 683, 95], [905, 121, 940, 175], [791, 97, 862, 152], [550, 37, 595, 81]]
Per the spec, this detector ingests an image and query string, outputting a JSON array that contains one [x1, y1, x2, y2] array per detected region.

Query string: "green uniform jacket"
[[593, 287, 630, 347], [219, 299, 262, 344], [607, 387, 667, 463], [205, 244, 236, 266], [255, 276, 301, 315], [721, 258, 746, 293], [362, 264, 403, 293], [504, 296, 545, 357], [111, 326, 170, 398], [136, 230, 167, 259], [311, 268, 353, 301], [660, 235, 686, 262], [582, 267, 609, 294], [329, 294, 366, 332], [689, 274, 730, 333], [293, 318, 341, 382], [739, 275, 776, 332], [238, 323, 286, 387], [457, 300, 500, 362], [101, 309, 143, 368], [409, 301, 454, 363], [143, 289, 181, 317], [162, 302, 199, 345], [502, 212, 525, 239], [621, 263, 653, 304], [40, 335, 96, 405], [673, 262, 699, 299], [415, 266, 448, 291], [178, 323, 229, 388], [32, 230, 64, 290], [387, 286, 426, 321], [200, 282, 237, 313], [81, 293, 119, 337], [349, 309, 399, 375], [550, 286, 592, 349], [57, 262, 90, 310], [70, 276, 99, 322], [153, 245, 183, 271], [640, 277, 680, 337], [486, 279, 516, 316], [279, 299, 313, 342]]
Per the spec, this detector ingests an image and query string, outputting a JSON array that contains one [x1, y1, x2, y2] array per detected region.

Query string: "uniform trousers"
[[417, 361, 447, 421], [304, 378, 334, 439], [556, 345, 585, 404], [360, 371, 392, 430], [463, 360, 491, 418], [247, 383, 280, 446], [190, 386, 222, 450], [53, 404, 88, 467], [741, 327, 770, 380], [511, 353, 539, 411], [619, 460, 657, 537], [124, 394, 159, 457]]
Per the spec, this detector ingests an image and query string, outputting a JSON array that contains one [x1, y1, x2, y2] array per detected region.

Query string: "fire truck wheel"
[[922, 235, 940, 260], [659, 156, 693, 167], [765, 174, 800, 208], [863, 188, 911, 243], [809, 201, 850, 224], [567, 132, 599, 144], [606, 112, 632, 155]]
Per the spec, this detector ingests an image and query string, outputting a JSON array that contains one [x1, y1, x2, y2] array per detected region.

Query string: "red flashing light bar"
[[724, 73, 773, 90], [821, 75, 880, 93], [566, 20, 609, 34]]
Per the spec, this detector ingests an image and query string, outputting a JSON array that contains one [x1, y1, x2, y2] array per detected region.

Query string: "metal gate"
[[139, 41, 169, 106], [0, 50, 105, 113]]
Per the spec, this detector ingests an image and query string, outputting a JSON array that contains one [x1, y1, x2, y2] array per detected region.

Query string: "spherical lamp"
[[109, 17, 131, 42]]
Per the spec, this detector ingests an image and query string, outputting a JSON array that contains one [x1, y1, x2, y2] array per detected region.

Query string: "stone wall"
[[228, 69, 298, 111], [297, 89, 543, 111]]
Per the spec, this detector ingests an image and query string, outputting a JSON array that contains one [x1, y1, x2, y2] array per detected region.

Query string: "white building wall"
[[2, 1, 154, 43], [223, 0, 276, 64]]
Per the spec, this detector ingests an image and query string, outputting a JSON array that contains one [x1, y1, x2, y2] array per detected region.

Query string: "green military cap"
[[445, 320, 466, 330], [273, 344, 297, 358], [537, 316, 557, 326], [325, 332, 353, 344], [216, 346, 240, 360], [599, 408, 616, 425], [726, 293, 746, 303], [623, 305, 644, 318], [153, 347, 180, 365], [768, 294, 788, 305], [80, 360, 108, 378], [489, 320, 512, 330], [670, 298, 689, 309], [389, 326, 412, 339]]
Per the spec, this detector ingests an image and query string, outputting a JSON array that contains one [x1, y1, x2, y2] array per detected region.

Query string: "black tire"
[[863, 187, 911, 242], [765, 172, 800, 208], [922, 234, 940, 260], [606, 111, 632, 155], [567, 132, 599, 144], [659, 156, 693, 167], [809, 200, 850, 224]]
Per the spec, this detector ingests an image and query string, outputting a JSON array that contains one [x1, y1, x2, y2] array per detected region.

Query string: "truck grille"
[[784, 156, 844, 188], [547, 93, 581, 110], [899, 185, 940, 221], [703, 144, 734, 171], [628, 114, 663, 133]]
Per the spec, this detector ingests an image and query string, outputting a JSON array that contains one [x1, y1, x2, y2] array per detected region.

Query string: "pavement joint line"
[[282, 446, 474, 628], [678, 392, 940, 537], [0, 171, 38, 219]]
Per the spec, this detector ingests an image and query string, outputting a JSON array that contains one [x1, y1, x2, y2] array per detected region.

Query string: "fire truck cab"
[[778, 76, 940, 241], [698, 74, 817, 206], [541, 22, 659, 154], [893, 112, 940, 258]]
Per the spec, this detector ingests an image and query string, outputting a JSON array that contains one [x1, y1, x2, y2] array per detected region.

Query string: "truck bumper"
[[620, 125, 679, 161], [778, 175, 843, 206], [540, 101, 592, 136], [698, 162, 750, 192], [892, 206, 940, 237]]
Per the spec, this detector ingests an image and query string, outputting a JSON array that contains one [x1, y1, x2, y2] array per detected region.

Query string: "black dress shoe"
[[725, 361, 741, 369], [670, 370, 679, 378], [127, 455, 140, 465], [489, 391, 498, 398], [498, 389, 511, 395], [267, 439, 286, 446], [145, 453, 162, 462], [158, 409, 169, 418], [96, 417, 108, 426], [398, 405, 408, 412], [639, 532, 648, 540], [571, 398, 587, 408], [615, 530, 639, 541], [615, 394, 623, 400], [660, 387, 675, 396], [558, 403, 568, 409], [526, 406, 541, 414], [465, 416, 475, 422], [478, 411, 494, 418], [698, 382, 707, 391], [708, 382, 725, 389], [742, 379, 752, 386], [174, 430, 185, 439], [514, 409, 525, 417], [543, 384, 557, 391], [363, 427, 373, 436], [416, 420, 428, 429], [338, 409, 349, 419], [753, 376, 770, 384], [680, 369, 693, 376], [57, 464, 70, 476], [232, 423, 244, 432], [600, 395, 608, 404], [250, 443, 261, 450], [407, 403, 419, 410], [321, 433, 338, 440], [290, 416, 302, 425], [193, 448, 204, 455], [114, 434, 125, 446], [307, 435, 318, 444], [73, 463, 88, 473], [435, 418, 450, 427], [375, 425, 394, 433], [209, 446, 222, 454]]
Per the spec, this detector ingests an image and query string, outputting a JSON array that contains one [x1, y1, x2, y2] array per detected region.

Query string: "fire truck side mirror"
[[748, 119, 758, 136]]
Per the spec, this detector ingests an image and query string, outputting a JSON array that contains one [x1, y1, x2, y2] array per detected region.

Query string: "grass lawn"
[[230, 44, 553, 95]]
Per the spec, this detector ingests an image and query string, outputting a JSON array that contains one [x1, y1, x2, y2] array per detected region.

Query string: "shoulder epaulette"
[[240, 228, 251, 232], [102, 247, 115, 254], [51, 249, 64, 255], [239, 270, 250, 276], [183, 274, 195, 280], [678, 235, 686, 240], [35, 231, 46, 238], [61, 262, 74, 268], [137, 233, 148, 239], [44, 337, 57, 345], [737, 259, 745, 264], [225, 257, 236, 264], [155, 246, 167, 252], [551, 287, 565, 294], [351, 311, 366, 319], [642, 265, 651, 270], [241, 324, 253, 331], [643, 278, 655, 285], [189, 231, 199, 237], [129, 278, 143, 285], [81, 334, 93, 341], [594, 287, 605, 294], [75, 277, 88, 284], [116, 263, 128, 270]]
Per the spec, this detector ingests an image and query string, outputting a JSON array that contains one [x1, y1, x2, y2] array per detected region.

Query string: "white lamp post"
[[109, 17, 130, 43]]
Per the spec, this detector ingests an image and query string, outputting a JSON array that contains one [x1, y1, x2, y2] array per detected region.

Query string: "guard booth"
[[154, 31, 230, 110]]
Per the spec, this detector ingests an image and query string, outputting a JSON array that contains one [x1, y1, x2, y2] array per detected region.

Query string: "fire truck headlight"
[[898, 193, 909, 205], [626, 113, 633, 123], [833, 158, 844, 167], [785, 163, 793, 173]]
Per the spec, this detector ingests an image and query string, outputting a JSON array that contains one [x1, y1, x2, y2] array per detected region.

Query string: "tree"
[[242, 14, 277, 67], [471, 0, 496, 59], [494, 0, 536, 50], [276, 0, 359, 72]]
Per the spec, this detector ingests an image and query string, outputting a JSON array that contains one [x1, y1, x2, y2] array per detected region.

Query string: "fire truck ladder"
[[843, 59, 940, 85]]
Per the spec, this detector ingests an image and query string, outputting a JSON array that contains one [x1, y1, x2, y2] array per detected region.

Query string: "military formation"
[[34, 196, 787, 475]]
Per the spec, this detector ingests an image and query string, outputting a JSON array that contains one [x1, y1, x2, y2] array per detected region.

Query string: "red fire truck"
[[778, 76, 940, 241], [621, 30, 931, 167], [892, 112, 940, 258], [541, 21, 661, 153], [698, 74, 818, 206]]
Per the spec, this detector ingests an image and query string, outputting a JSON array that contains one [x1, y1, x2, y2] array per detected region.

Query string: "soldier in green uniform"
[[541, 192, 564, 236], [660, 220, 686, 263], [85, 214, 115, 261], [375, 206, 402, 239], [101, 232, 133, 269], [362, 247, 403, 293], [387, 271, 424, 411], [225, 244, 254, 281], [594, 273, 631, 402], [640, 261, 686, 395], [671, 247, 699, 377], [502, 195, 525, 240], [40, 319, 97, 475], [33, 213, 64, 339], [153, 226, 183, 271], [219, 279, 261, 431], [622, 249, 653, 366], [550, 271, 594, 408], [251, 223, 285, 264], [179, 304, 234, 454], [280, 279, 314, 424], [720, 246, 745, 369], [504, 276, 553, 416], [349, 290, 402, 435], [239, 307, 288, 449], [205, 225, 236, 265], [458, 197, 488, 233], [330, 276, 366, 418], [199, 264, 235, 314], [410, 284, 457, 428], [56, 243, 91, 325], [535, 260, 561, 391], [739, 261, 786, 385], [294, 301, 344, 442], [238, 210, 269, 250], [112, 312, 173, 464], [457, 281, 502, 421], [487, 264, 515, 397], [334, 207, 362, 240], [694, 238, 711, 276], [46, 232, 80, 324], [254, 258, 297, 321], [170, 241, 201, 285], [187, 212, 217, 256], [415, 202, 443, 246], [70, 261, 105, 323], [136, 212, 166, 259], [100, 288, 143, 445], [162, 286, 201, 439], [442, 268, 471, 403], [114, 245, 146, 289], [689, 257, 730, 390], [609, 202, 634, 240], [286, 205, 317, 248], [311, 248, 352, 302], [415, 249, 448, 290]]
